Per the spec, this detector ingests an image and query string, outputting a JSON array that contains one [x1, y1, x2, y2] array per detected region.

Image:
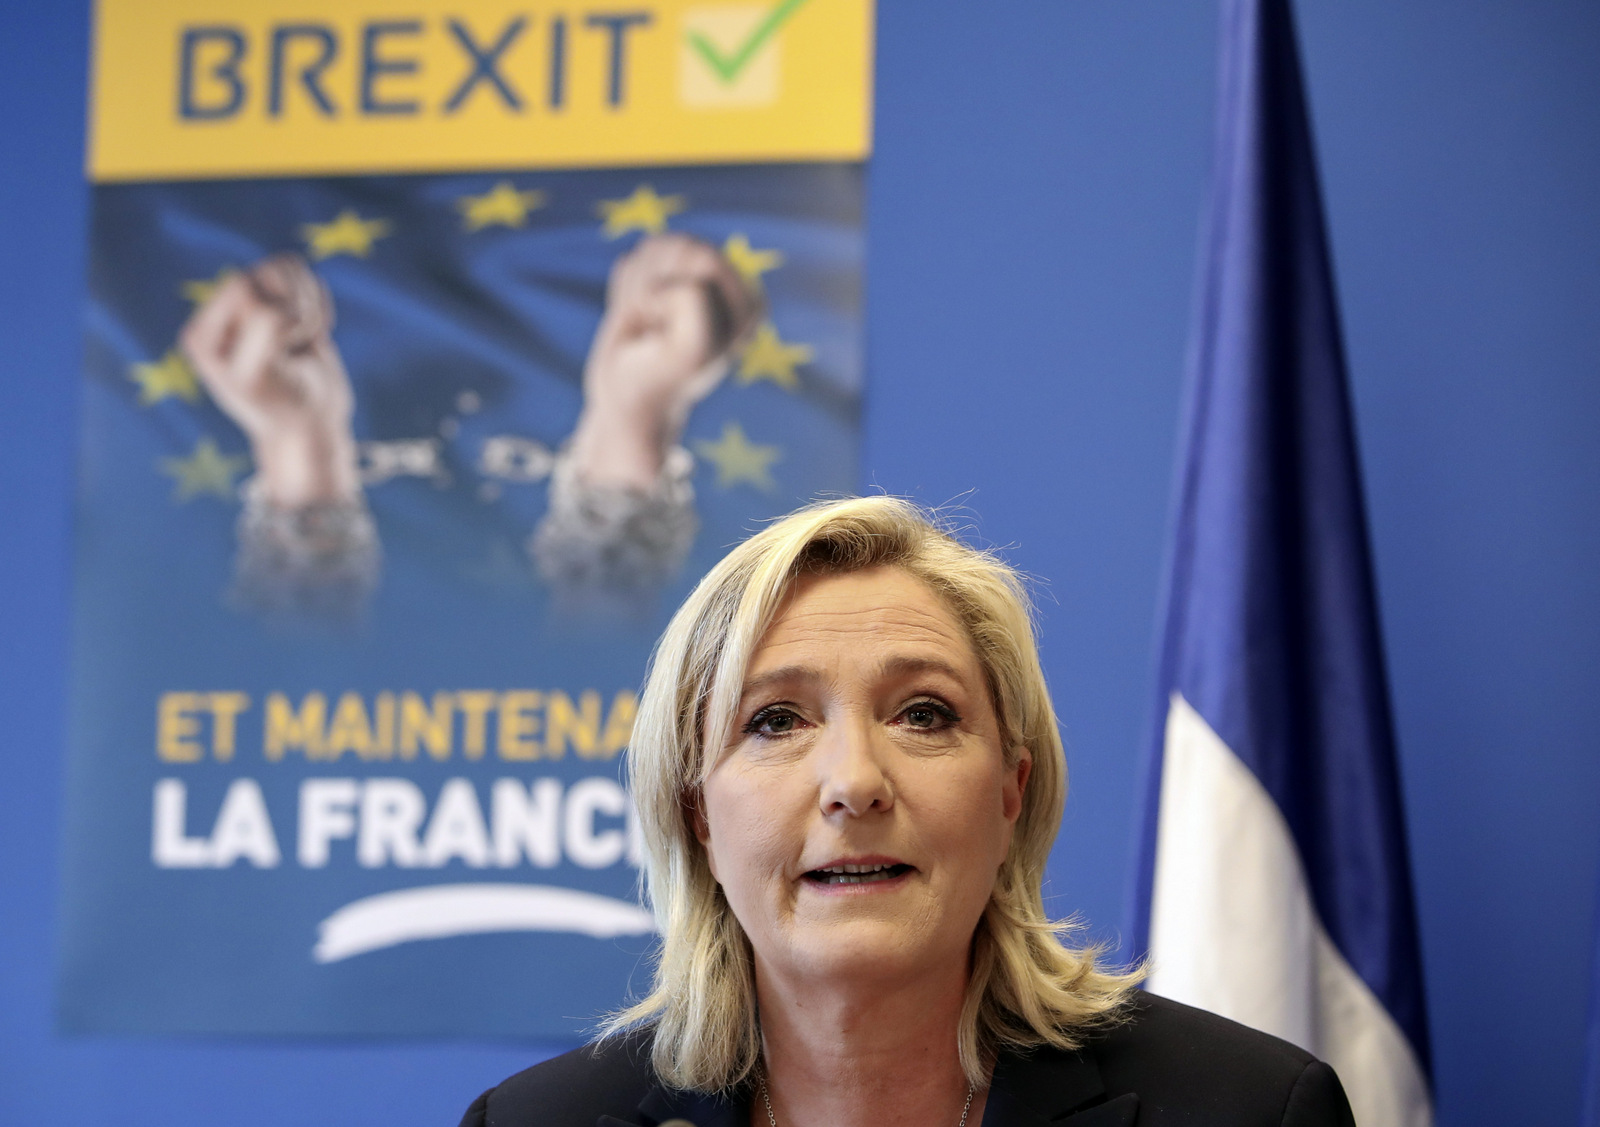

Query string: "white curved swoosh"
[[313, 882, 658, 963]]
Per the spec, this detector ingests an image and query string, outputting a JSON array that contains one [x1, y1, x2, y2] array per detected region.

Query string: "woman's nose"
[[815, 717, 894, 816]]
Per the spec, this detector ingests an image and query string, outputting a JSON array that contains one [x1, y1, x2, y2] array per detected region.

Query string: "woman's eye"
[[901, 701, 958, 730], [744, 707, 802, 736]]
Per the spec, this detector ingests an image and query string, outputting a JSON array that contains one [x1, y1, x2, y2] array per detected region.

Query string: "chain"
[[757, 1070, 977, 1127]]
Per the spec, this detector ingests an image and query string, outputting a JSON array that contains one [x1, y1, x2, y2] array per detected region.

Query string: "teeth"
[[818, 863, 893, 874], [810, 863, 904, 885]]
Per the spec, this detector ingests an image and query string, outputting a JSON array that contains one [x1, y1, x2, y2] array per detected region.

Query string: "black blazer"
[[460, 992, 1355, 1127]]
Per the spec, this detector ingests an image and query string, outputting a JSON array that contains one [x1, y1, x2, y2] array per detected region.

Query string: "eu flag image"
[[60, 161, 865, 1038]]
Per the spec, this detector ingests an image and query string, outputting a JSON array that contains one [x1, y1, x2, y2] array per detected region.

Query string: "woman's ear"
[[689, 795, 721, 881], [1003, 746, 1033, 823]]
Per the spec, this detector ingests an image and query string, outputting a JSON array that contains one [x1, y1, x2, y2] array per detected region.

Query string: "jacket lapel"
[[983, 1045, 1138, 1126], [599, 1080, 749, 1127]]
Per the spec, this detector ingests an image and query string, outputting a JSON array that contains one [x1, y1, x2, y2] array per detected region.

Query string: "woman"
[[462, 497, 1354, 1126]]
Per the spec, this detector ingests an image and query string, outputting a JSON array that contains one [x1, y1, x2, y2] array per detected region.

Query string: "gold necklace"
[[757, 1070, 977, 1127]]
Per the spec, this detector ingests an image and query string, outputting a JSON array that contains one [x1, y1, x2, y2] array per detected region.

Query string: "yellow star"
[[693, 421, 781, 491], [181, 267, 238, 305], [301, 209, 391, 260], [457, 181, 548, 231], [722, 234, 783, 289], [596, 184, 686, 239], [160, 437, 249, 501], [130, 350, 202, 405], [736, 322, 813, 391]]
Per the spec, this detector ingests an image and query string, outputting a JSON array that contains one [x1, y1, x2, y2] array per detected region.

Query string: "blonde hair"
[[608, 496, 1142, 1090]]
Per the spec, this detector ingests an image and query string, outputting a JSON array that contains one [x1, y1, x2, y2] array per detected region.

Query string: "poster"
[[60, 0, 872, 1037]]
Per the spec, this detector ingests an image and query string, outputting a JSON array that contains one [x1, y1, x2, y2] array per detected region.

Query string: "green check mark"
[[686, 0, 812, 84]]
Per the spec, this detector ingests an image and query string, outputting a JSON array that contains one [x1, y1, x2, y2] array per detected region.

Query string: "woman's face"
[[697, 565, 1031, 990]]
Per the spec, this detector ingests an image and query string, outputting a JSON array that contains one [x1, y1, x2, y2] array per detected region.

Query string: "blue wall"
[[4, 3, 1597, 1124]]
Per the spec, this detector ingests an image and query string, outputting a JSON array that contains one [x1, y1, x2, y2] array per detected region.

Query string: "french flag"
[[1128, 1, 1433, 1123]]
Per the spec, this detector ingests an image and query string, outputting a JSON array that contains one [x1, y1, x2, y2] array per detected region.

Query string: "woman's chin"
[[774, 916, 956, 986], [794, 944, 923, 983]]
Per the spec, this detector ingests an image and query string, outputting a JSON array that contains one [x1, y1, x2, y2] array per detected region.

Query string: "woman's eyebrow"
[[738, 656, 967, 700], [875, 655, 966, 683], [738, 665, 818, 697]]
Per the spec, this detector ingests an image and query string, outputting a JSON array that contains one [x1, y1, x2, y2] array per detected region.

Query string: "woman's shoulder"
[[457, 1027, 658, 1127], [1100, 991, 1317, 1075], [1086, 992, 1354, 1124]]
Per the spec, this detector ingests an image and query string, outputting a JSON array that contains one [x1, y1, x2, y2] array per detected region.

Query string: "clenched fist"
[[180, 254, 362, 509], [570, 234, 762, 491]]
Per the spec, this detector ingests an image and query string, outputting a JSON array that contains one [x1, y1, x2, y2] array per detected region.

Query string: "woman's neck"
[[753, 956, 986, 1127]]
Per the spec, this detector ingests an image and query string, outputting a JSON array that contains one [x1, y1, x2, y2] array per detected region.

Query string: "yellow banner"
[[88, 0, 872, 181]]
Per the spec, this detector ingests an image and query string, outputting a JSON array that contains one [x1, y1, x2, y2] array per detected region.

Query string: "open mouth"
[[803, 862, 915, 886]]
